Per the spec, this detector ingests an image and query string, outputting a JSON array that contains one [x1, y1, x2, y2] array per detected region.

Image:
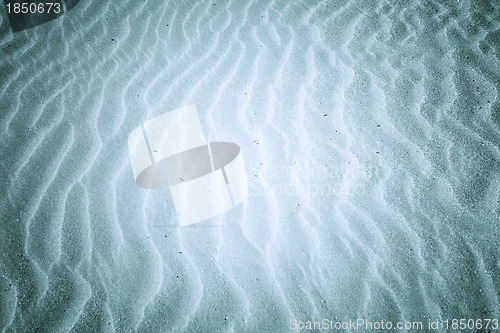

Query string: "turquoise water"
[[0, 0, 499, 332]]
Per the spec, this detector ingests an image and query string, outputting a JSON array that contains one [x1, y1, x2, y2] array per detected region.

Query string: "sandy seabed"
[[0, 0, 499, 332]]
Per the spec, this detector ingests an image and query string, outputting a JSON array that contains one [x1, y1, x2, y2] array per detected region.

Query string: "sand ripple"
[[0, 0, 499, 331]]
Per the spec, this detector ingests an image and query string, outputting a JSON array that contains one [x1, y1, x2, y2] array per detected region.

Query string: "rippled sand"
[[0, 0, 499, 331]]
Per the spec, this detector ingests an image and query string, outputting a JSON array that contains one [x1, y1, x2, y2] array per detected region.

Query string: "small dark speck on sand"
[[111, 38, 114, 41]]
